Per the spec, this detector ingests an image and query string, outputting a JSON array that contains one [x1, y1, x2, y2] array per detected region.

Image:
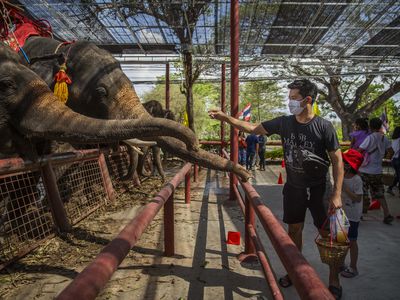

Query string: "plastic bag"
[[330, 208, 350, 243]]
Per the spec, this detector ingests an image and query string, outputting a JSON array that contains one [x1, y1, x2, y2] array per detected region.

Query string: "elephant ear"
[[29, 53, 65, 85]]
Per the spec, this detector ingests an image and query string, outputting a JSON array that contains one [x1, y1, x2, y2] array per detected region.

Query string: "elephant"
[[0, 43, 198, 160], [21, 37, 251, 181]]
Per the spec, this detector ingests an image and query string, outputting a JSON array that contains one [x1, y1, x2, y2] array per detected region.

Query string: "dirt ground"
[[0, 162, 268, 300], [0, 161, 178, 299]]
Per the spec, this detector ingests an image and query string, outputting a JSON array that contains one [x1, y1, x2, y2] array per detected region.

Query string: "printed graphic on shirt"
[[283, 132, 315, 173]]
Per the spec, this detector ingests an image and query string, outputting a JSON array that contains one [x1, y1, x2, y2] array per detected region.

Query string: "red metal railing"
[[57, 163, 193, 300], [223, 150, 333, 300]]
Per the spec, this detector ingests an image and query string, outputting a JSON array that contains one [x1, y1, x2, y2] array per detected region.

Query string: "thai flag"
[[380, 107, 389, 134], [238, 103, 251, 121]]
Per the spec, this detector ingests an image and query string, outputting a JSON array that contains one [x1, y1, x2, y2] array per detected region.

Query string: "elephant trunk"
[[16, 82, 199, 148], [155, 137, 251, 182]]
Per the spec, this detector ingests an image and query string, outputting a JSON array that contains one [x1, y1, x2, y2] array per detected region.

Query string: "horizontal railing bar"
[[240, 181, 333, 300], [247, 224, 283, 300], [0, 150, 100, 175], [205, 140, 351, 147], [56, 163, 192, 300]]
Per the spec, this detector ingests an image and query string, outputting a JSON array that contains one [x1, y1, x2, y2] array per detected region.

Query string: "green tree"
[[288, 63, 400, 140], [240, 81, 285, 123], [142, 80, 221, 139]]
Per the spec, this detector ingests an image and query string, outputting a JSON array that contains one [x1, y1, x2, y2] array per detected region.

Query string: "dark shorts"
[[348, 221, 359, 241], [282, 181, 331, 229]]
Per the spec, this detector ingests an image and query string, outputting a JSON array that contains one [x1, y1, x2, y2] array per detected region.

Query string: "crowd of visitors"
[[237, 131, 267, 171]]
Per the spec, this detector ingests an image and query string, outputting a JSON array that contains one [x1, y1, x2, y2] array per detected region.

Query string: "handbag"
[[293, 123, 330, 178], [299, 149, 330, 178]]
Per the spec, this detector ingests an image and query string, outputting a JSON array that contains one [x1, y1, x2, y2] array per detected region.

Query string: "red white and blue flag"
[[238, 103, 251, 121], [380, 107, 389, 134]]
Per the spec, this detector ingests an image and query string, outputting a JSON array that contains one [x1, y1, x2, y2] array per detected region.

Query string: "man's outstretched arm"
[[208, 110, 267, 135]]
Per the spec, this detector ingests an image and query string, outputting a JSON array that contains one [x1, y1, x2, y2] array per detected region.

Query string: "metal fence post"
[[245, 194, 256, 254], [185, 170, 191, 204], [193, 163, 198, 182], [98, 153, 116, 202], [42, 162, 71, 232], [164, 193, 175, 256]]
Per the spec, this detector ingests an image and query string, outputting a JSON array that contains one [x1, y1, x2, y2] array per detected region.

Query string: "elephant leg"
[[152, 146, 165, 180], [137, 146, 152, 177], [132, 170, 141, 187], [121, 144, 139, 181]]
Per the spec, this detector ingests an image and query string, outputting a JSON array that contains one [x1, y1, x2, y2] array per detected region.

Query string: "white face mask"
[[288, 98, 306, 115]]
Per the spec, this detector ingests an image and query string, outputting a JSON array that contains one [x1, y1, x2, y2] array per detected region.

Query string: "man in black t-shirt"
[[209, 79, 344, 299]]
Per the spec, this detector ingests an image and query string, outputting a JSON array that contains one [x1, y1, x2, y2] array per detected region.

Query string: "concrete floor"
[[250, 164, 400, 300]]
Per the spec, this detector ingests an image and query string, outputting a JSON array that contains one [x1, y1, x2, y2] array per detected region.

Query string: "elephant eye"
[[96, 86, 108, 97], [0, 78, 16, 91]]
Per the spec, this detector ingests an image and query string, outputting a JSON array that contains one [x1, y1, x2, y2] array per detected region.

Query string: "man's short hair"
[[287, 79, 318, 103], [369, 117, 382, 131]]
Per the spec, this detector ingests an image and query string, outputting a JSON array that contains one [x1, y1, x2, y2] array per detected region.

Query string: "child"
[[340, 149, 364, 278], [350, 118, 369, 149]]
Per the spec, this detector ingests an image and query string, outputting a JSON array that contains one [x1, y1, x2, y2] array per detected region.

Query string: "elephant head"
[[22, 37, 251, 181], [0, 42, 198, 159]]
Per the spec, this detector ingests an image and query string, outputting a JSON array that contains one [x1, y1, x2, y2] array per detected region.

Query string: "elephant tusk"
[[130, 145, 143, 155], [123, 138, 157, 147]]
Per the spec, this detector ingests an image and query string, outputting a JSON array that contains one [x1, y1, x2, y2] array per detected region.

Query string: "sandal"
[[341, 267, 358, 278], [383, 215, 394, 224], [278, 274, 292, 288], [328, 285, 342, 300]]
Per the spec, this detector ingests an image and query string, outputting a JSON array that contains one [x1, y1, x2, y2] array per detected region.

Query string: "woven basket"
[[315, 237, 349, 267]]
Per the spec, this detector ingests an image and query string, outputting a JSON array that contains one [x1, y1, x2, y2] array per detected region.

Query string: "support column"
[[220, 63, 226, 157], [164, 193, 174, 256], [165, 62, 170, 110], [229, 0, 239, 201]]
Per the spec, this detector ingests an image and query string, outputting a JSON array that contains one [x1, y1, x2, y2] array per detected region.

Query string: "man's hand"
[[329, 193, 342, 211], [208, 109, 228, 121]]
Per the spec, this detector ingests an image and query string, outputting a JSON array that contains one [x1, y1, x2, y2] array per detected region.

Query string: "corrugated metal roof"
[[10, 0, 400, 79]]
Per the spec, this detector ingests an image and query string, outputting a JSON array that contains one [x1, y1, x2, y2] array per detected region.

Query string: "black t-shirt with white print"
[[262, 115, 339, 188]]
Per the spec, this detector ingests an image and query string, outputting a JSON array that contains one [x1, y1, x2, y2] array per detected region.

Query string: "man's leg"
[[360, 173, 371, 214], [310, 181, 341, 291], [319, 229, 341, 289], [249, 152, 255, 170], [369, 174, 392, 221], [288, 223, 304, 251], [246, 152, 251, 170], [279, 184, 307, 288]]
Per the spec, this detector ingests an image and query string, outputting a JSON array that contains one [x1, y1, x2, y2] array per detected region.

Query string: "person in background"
[[245, 133, 258, 170], [387, 126, 400, 197], [238, 131, 247, 166], [358, 118, 393, 224], [209, 79, 344, 299], [340, 149, 364, 278], [350, 118, 369, 149], [258, 134, 266, 171]]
